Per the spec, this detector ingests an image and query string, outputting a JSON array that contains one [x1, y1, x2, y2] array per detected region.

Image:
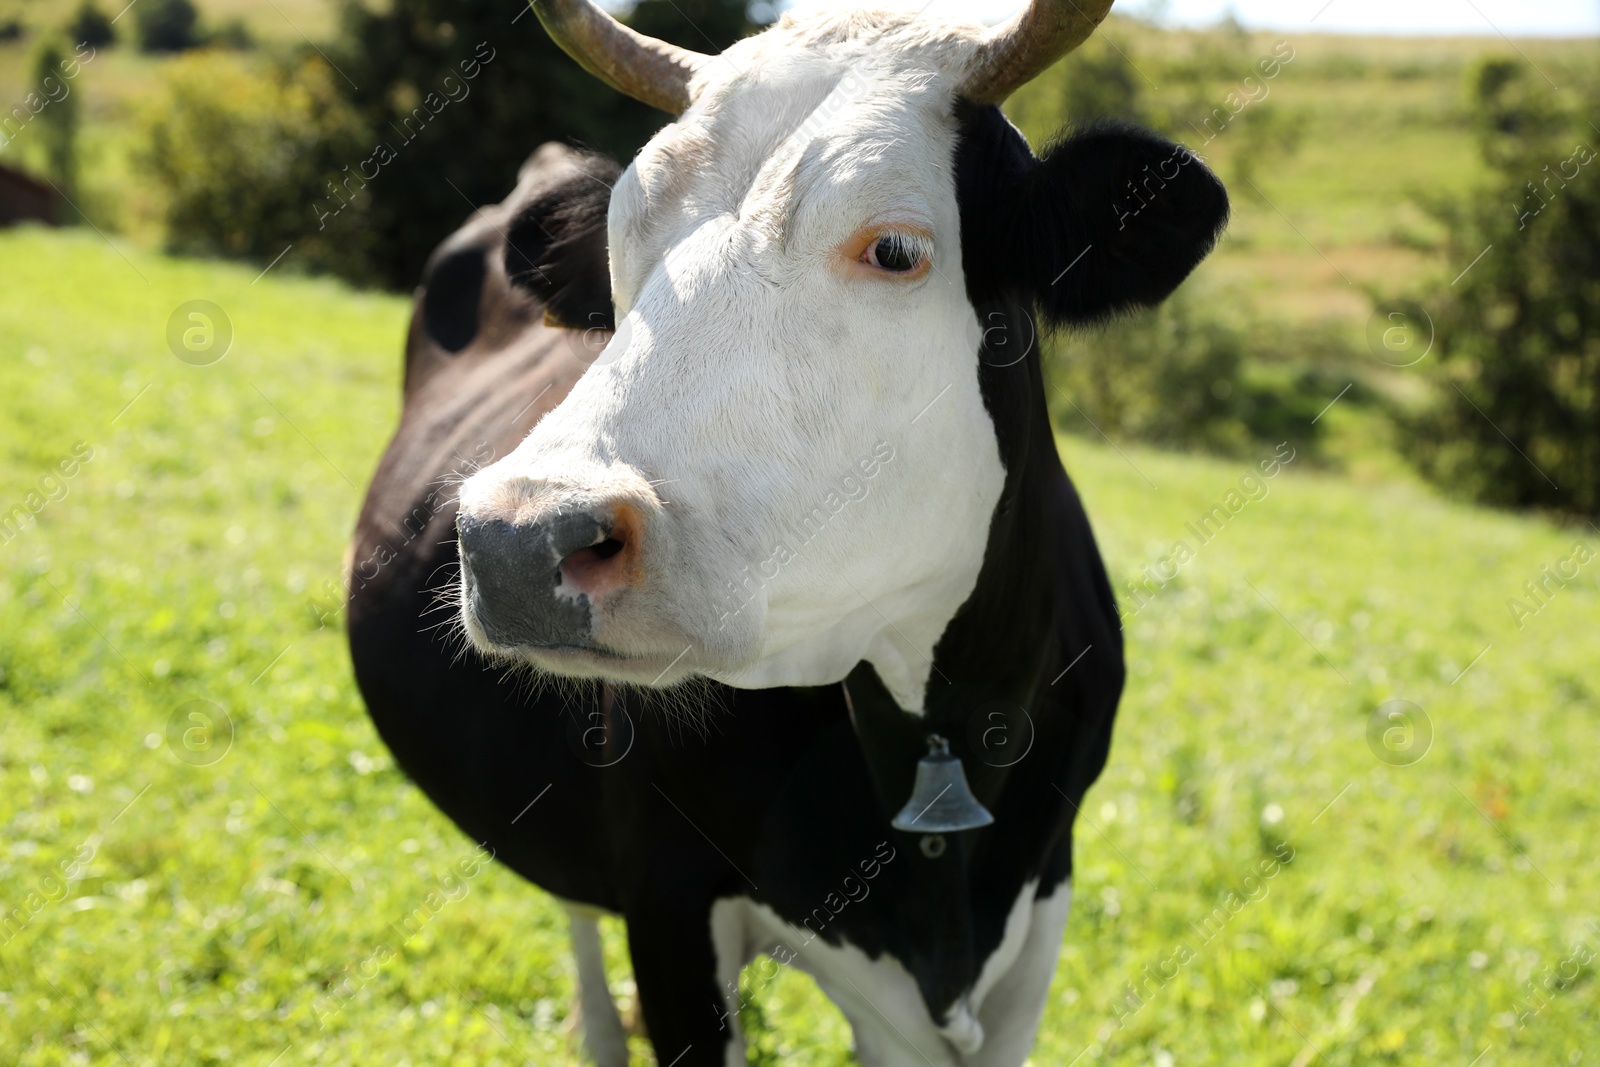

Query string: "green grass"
[[1, 224, 1597, 1067]]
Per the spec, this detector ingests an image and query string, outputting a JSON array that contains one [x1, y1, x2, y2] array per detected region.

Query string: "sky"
[[783, 0, 1600, 36]]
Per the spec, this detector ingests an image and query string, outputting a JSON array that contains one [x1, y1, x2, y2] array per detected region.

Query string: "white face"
[[456, 19, 1005, 712]]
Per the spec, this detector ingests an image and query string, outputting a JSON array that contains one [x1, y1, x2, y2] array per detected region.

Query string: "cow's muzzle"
[[457, 496, 648, 652]]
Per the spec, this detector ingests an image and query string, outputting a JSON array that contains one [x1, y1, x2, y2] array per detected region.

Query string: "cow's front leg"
[[625, 891, 750, 1067], [967, 880, 1075, 1067], [563, 905, 630, 1067]]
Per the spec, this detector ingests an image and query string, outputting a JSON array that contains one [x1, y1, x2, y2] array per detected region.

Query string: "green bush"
[[1047, 283, 1342, 455], [1402, 60, 1600, 516], [209, 17, 256, 50], [139, 52, 375, 279], [1049, 287, 1249, 453]]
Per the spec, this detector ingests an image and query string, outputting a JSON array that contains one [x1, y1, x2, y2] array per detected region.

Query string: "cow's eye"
[[863, 234, 927, 274]]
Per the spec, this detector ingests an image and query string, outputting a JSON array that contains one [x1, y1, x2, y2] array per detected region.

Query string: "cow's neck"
[[838, 294, 1064, 1019], [843, 293, 1061, 820]]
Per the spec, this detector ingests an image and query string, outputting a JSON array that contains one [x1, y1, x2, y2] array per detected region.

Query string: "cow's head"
[[456, 0, 1227, 709]]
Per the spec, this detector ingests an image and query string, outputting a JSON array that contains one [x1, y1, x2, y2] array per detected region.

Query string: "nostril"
[[590, 537, 625, 560], [560, 536, 629, 594]]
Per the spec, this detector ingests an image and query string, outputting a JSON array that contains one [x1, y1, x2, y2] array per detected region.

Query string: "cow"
[[345, 0, 1228, 1063]]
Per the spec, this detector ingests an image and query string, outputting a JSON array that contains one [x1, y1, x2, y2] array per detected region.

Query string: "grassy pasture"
[[1, 224, 1596, 1067], [1, 5, 1599, 1064]]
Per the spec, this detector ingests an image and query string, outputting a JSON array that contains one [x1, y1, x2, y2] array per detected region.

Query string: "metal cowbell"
[[890, 734, 995, 833]]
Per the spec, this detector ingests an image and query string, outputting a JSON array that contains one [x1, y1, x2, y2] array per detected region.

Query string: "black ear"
[[954, 106, 1227, 329], [503, 152, 619, 331], [1022, 121, 1229, 326]]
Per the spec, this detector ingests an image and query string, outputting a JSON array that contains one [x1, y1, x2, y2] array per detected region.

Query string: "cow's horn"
[[530, 0, 708, 115], [960, 0, 1115, 105]]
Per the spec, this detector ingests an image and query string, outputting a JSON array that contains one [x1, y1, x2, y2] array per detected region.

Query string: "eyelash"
[[859, 233, 932, 274]]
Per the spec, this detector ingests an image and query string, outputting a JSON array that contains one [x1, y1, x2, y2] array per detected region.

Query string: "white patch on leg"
[[932, 878, 1042, 1056], [710, 898, 755, 1067], [967, 882, 1073, 1067], [713, 880, 1071, 1067], [969, 878, 1042, 1013], [565, 904, 629, 1067], [741, 899, 962, 1066]]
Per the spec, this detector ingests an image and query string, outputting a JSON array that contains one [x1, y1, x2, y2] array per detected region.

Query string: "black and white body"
[[347, 1, 1228, 1063]]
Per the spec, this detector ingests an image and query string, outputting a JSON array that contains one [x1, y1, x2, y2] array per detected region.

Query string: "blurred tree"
[[30, 39, 81, 207], [1404, 60, 1600, 516], [330, 0, 755, 289], [67, 1, 115, 49], [136, 0, 199, 53]]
